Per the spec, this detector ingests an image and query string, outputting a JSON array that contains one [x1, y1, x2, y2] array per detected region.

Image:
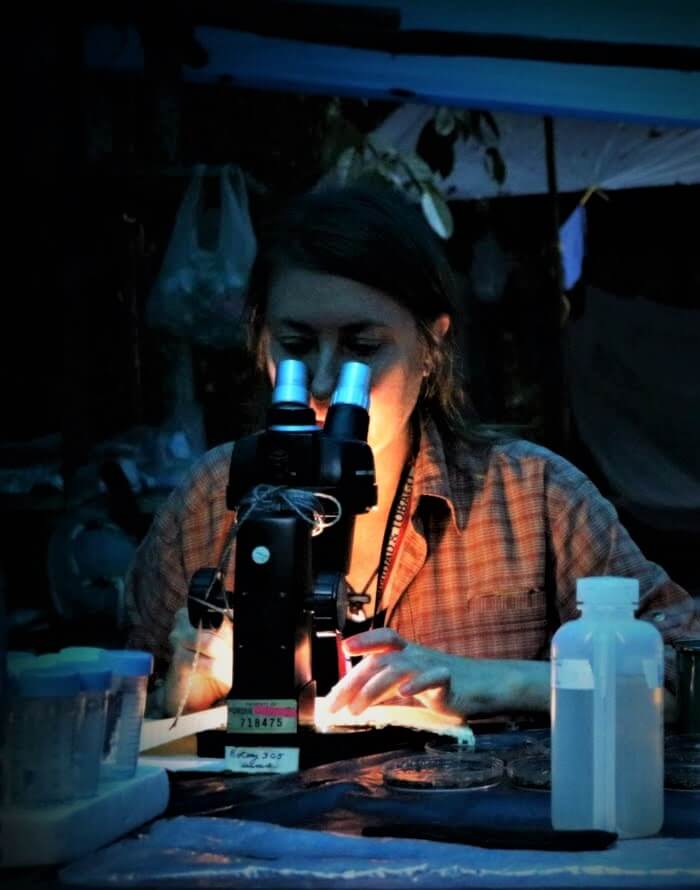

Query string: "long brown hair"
[[245, 184, 497, 446]]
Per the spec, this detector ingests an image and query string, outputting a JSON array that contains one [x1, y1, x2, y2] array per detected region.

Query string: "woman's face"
[[263, 268, 446, 460]]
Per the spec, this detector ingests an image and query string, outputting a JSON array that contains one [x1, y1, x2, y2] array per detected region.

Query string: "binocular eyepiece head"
[[272, 359, 371, 412]]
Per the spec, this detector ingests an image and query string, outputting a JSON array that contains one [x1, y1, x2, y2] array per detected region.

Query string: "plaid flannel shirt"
[[125, 419, 698, 690]]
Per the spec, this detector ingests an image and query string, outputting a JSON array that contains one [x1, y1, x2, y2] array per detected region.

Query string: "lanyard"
[[346, 461, 414, 624]]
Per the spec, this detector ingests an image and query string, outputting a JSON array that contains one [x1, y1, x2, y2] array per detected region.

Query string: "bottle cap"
[[17, 667, 81, 697], [58, 646, 106, 662], [59, 660, 113, 691], [576, 576, 639, 607], [101, 649, 153, 677], [7, 651, 37, 675], [34, 653, 61, 668]]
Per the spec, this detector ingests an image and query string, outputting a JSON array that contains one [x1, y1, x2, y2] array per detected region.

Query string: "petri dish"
[[521, 728, 551, 750], [426, 731, 543, 763], [383, 753, 505, 792], [664, 758, 700, 791], [506, 754, 551, 791], [665, 734, 700, 758]]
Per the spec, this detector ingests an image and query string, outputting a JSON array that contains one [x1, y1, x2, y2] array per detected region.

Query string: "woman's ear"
[[422, 314, 451, 378], [258, 328, 275, 380], [430, 313, 451, 343]]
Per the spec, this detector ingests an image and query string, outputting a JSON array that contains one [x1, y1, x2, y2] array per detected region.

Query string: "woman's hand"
[[325, 628, 550, 721], [163, 607, 233, 716], [325, 628, 460, 719]]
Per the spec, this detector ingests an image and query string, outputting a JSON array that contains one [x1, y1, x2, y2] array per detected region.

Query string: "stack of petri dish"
[[664, 734, 700, 791], [426, 730, 552, 792], [506, 754, 551, 791]]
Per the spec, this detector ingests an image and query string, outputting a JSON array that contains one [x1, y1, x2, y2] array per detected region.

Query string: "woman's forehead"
[[266, 268, 410, 327]]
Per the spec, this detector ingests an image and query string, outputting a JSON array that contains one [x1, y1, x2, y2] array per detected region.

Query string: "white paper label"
[[554, 658, 595, 689], [227, 699, 298, 733], [225, 746, 299, 774]]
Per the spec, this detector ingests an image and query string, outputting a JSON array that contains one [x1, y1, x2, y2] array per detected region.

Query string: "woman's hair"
[[245, 183, 492, 446]]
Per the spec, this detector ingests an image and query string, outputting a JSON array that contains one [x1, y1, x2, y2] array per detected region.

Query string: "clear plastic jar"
[[10, 667, 83, 806], [100, 651, 153, 780], [60, 663, 112, 798]]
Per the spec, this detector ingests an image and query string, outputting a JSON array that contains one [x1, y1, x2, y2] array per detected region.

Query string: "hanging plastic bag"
[[146, 164, 257, 348]]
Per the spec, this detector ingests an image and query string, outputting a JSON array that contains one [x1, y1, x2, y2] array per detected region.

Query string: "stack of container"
[[3, 647, 153, 807]]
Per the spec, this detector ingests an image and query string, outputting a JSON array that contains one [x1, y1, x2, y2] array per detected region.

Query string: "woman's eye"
[[346, 341, 382, 357], [278, 339, 314, 357]]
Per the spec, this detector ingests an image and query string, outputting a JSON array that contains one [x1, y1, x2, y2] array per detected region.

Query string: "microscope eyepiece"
[[272, 359, 309, 406], [330, 362, 370, 411]]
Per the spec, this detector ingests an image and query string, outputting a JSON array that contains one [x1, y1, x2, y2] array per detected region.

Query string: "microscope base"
[[196, 724, 439, 771]]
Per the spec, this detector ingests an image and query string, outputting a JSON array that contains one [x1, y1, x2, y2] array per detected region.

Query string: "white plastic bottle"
[[551, 576, 664, 838]]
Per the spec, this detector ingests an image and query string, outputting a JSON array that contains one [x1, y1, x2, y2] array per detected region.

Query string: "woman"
[[126, 184, 697, 719]]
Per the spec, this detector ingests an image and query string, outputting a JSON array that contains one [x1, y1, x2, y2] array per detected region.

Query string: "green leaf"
[[335, 146, 360, 185], [482, 110, 501, 141], [401, 152, 434, 183], [470, 111, 485, 144], [434, 107, 456, 137], [420, 185, 453, 239], [484, 146, 507, 185], [375, 156, 403, 186], [416, 121, 456, 177]]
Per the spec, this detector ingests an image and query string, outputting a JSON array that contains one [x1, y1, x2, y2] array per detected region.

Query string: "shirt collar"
[[412, 415, 486, 531]]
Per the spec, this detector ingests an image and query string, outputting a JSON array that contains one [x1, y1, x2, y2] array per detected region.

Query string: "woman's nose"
[[308, 350, 339, 403]]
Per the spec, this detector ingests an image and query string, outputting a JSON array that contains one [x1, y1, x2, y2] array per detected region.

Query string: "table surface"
[[55, 742, 700, 889]]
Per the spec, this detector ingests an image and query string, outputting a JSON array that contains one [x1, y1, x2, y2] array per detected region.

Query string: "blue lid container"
[[17, 667, 81, 697], [58, 661, 113, 692], [101, 650, 153, 677]]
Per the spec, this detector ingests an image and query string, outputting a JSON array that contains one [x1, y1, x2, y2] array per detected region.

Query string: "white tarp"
[[565, 287, 700, 532], [372, 104, 700, 199]]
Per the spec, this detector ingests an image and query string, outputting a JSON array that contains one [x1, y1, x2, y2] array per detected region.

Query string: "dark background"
[[2, 21, 698, 647]]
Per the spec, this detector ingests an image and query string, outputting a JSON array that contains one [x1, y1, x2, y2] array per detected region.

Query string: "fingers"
[[327, 653, 417, 715], [342, 627, 407, 657], [398, 665, 451, 697], [169, 606, 232, 668]]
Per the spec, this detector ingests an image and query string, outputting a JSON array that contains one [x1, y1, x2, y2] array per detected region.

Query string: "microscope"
[[188, 359, 377, 772]]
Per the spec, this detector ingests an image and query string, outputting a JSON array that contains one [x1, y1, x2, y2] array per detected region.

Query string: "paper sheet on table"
[[139, 704, 228, 752], [314, 696, 475, 745]]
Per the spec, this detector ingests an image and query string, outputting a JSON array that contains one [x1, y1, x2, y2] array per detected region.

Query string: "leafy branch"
[[319, 100, 507, 240]]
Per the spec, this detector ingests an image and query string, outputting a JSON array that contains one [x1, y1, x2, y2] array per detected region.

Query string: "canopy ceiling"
[[85, 1, 700, 126]]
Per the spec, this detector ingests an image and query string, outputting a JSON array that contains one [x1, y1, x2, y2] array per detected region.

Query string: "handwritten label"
[[225, 746, 299, 774], [228, 699, 297, 733]]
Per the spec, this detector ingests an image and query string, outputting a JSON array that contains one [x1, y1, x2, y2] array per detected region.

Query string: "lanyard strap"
[[377, 461, 414, 601], [346, 461, 414, 624]]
